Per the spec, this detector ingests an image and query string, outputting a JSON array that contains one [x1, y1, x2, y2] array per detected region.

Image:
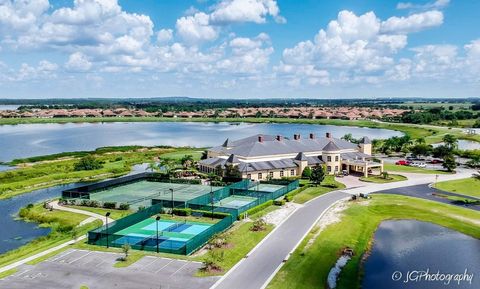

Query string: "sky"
[[0, 0, 479, 99]]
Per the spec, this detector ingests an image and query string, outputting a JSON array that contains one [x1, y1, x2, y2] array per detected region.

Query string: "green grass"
[[19, 203, 88, 228], [267, 194, 480, 289], [197, 221, 274, 276], [292, 176, 346, 204], [383, 163, 450, 174], [67, 205, 133, 220], [79, 285, 89, 289], [159, 150, 204, 161], [0, 147, 179, 200], [434, 177, 480, 199], [431, 193, 480, 205], [0, 268, 18, 279], [359, 174, 407, 183]]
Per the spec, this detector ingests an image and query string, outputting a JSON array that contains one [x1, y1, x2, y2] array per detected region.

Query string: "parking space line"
[[69, 251, 92, 264], [50, 250, 75, 262], [15, 269, 32, 278], [139, 257, 159, 270], [169, 261, 190, 277], [154, 259, 174, 274]]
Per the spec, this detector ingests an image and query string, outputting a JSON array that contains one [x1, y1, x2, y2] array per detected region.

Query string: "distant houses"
[[0, 106, 407, 120]]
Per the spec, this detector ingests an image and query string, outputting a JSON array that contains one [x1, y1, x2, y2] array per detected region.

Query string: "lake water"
[[0, 105, 20, 111], [0, 182, 86, 254], [433, 140, 480, 150], [362, 220, 480, 289], [0, 122, 402, 162]]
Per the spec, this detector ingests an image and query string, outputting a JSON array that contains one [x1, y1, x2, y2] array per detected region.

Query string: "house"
[[198, 133, 383, 180]]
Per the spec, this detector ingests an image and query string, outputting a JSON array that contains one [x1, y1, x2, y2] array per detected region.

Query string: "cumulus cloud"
[[65, 52, 93, 72], [381, 10, 443, 34], [157, 29, 173, 44], [176, 12, 219, 45]]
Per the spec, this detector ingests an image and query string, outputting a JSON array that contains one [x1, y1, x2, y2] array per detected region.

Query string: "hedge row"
[[238, 200, 273, 220], [171, 208, 229, 219], [284, 184, 311, 202]]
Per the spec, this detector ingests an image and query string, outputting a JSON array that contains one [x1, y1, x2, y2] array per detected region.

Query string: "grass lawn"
[[383, 163, 450, 174], [292, 176, 346, 204], [267, 194, 480, 289], [159, 149, 204, 161], [434, 177, 480, 199], [359, 174, 407, 183], [0, 268, 18, 279]]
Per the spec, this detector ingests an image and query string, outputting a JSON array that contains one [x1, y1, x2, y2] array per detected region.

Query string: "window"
[[335, 166, 338, 172], [280, 170, 284, 177], [258, 173, 263, 180], [327, 166, 331, 172], [247, 174, 251, 179], [327, 156, 331, 162], [335, 156, 339, 161], [269, 172, 274, 178], [290, 169, 295, 176]]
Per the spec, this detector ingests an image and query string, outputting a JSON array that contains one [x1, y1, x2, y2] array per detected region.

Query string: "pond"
[[433, 139, 480, 150], [0, 122, 403, 162], [0, 182, 90, 254], [362, 220, 480, 289]]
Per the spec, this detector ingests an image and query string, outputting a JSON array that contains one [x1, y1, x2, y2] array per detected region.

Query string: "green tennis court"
[[89, 180, 221, 208], [214, 195, 257, 209], [113, 218, 214, 251], [253, 183, 286, 193]]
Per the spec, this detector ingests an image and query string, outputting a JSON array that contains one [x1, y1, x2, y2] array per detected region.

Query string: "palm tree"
[[442, 134, 458, 151], [147, 162, 158, 172]]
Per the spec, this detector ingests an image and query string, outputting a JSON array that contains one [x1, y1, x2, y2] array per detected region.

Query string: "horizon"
[[0, 0, 479, 99]]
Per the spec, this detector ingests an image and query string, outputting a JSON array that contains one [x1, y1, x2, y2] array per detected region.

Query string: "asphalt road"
[[211, 191, 349, 289]]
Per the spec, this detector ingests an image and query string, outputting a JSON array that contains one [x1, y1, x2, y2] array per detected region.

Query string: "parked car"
[[429, 159, 443, 164], [395, 160, 410, 166], [342, 170, 349, 176], [410, 162, 426, 168]]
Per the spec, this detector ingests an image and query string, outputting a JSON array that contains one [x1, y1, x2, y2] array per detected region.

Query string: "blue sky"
[[0, 0, 479, 99]]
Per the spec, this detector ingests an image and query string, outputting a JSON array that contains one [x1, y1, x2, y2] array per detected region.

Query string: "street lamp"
[[155, 215, 161, 253], [105, 212, 111, 248], [169, 188, 174, 216]]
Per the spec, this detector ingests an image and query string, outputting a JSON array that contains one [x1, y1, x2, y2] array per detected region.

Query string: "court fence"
[[86, 178, 299, 255]]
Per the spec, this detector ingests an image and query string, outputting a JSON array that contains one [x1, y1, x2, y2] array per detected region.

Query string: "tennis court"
[[253, 183, 286, 193], [214, 195, 258, 209], [113, 218, 213, 250], [88, 180, 221, 208]]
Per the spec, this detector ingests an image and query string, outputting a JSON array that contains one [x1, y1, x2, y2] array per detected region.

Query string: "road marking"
[[154, 259, 174, 273], [69, 251, 92, 264], [50, 250, 75, 262], [170, 261, 190, 277]]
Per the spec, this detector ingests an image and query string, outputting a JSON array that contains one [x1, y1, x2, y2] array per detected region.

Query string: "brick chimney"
[[258, 135, 264, 143], [276, 135, 283, 141], [309, 133, 315, 139], [326, 132, 331, 138], [294, 134, 301, 140]]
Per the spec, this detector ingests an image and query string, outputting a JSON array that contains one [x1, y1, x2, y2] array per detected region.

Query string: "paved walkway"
[[0, 201, 111, 275]]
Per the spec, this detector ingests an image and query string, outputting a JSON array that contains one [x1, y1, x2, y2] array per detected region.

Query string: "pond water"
[[0, 122, 403, 162], [433, 139, 480, 150], [362, 220, 480, 289], [0, 182, 87, 254], [0, 105, 20, 111]]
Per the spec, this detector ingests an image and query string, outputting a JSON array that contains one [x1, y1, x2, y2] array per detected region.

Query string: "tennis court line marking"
[[154, 259, 174, 273], [169, 261, 190, 277], [68, 251, 92, 264]]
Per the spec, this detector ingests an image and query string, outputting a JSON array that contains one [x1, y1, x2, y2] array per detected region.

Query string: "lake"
[[0, 105, 20, 111], [362, 220, 480, 289], [433, 139, 480, 150], [0, 122, 403, 162], [0, 183, 86, 254]]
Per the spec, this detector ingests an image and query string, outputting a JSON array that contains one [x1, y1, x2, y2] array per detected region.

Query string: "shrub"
[[74, 155, 103, 171], [250, 218, 267, 231], [88, 200, 99, 207], [192, 210, 229, 219], [273, 200, 285, 206], [80, 199, 89, 206], [119, 203, 130, 210], [172, 208, 192, 216], [103, 202, 117, 209], [301, 167, 312, 179]]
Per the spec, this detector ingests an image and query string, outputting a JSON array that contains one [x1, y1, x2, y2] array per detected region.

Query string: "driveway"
[[0, 249, 218, 289]]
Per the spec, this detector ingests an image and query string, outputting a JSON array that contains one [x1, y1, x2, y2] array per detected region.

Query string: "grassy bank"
[[434, 177, 480, 198], [359, 174, 407, 183], [267, 194, 480, 289], [0, 147, 199, 200], [292, 176, 346, 204], [0, 203, 102, 268], [383, 163, 450, 174]]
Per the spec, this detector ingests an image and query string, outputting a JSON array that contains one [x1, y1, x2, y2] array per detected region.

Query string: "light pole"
[[105, 212, 111, 248], [169, 188, 174, 216], [155, 215, 160, 253], [210, 184, 214, 220]]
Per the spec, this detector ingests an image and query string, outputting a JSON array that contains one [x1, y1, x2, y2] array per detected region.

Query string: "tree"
[[466, 155, 480, 168], [201, 150, 208, 160], [310, 165, 325, 186], [432, 145, 451, 159], [180, 154, 195, 169], [410, 144, 433, 157], [73, 155, 103, 171], [442, 134, 458, 151], [158, 157, 176, 175], [122, 243, 131, 260], [301, 166, 312, 179], [147, 161, 157, 172], [381, 171, 389, 179], [442, 154, 457, 172], [224, 164, 241, 179]]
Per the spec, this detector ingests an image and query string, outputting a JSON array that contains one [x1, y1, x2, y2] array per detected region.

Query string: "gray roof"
[[359, 136, 371, 144], [200, 155, 324, 172], [295, 152, 308, 161], [322, 141, 341, 152], [340, 152, 371, 161], [213, 136, 357, 158], [226, 154, 240, 164], [222, 138, 233, 147]]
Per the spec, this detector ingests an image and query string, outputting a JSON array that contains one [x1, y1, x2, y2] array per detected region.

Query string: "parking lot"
[[0, 249, 218, 289]]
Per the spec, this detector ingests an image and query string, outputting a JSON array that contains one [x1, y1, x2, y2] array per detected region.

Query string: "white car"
[[410, 162, 426, 168]]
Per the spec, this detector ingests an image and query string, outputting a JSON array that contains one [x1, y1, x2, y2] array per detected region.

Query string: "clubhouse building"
[[198, 133, 384, 180]]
